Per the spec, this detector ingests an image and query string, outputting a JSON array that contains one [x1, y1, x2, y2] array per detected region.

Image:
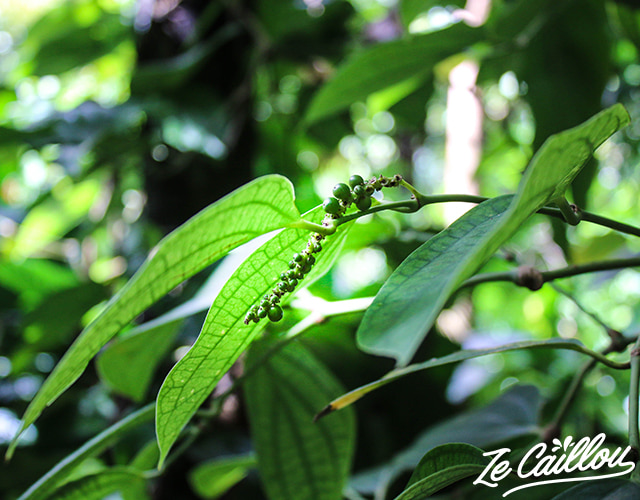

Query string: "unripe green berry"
[[287, 269, 297, 279], [356, 196, 372, 211], [257, 306, 268, 318], [293, 253, 303, 263], [333, 183, 352, 202], [323, 197, 341, 215], [278, 281, 288, 292], [353, 185, 365, 198], [307, 255, 316, 266], [268, 305, 283, 322], [349, 175, 365, 188], [288, 260, 296, 269], [260, 298, 271, 309], [289, 278, 298, 288]]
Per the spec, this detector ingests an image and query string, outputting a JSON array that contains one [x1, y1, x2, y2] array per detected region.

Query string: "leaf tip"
[[313, 404, 334, 422]]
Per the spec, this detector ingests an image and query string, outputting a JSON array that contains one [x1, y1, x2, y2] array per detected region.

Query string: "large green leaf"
[[551, 479, 640, 499], [96, 319, 181, 402], [350, 385, 540, 496], [155, 207, 352, 466], [321, 337, 626, 416], [189, 454, 257, 499], [304, 23, 482, 124], [9, 175, 300, 459], [394, 443, 489, 500], [357, 104, 630, 364], [245, 339, 356, 500], [17, 405, 153, 500]]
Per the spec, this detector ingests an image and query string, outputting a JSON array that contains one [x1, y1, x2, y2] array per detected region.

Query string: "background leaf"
[[96, 319, 181, 402], [245, 338, 356, 500], [48, 467, 147, 500], [304, 23, 482, 124], [155, 207, 352, 465], [394, 443, 489, 500], [357, 104, 630, 364], [9, 174, 300, 458], [551, 478, 640, 499], [189, 454, 257, 499], [17, 405, 154, 500], [350, 385, 540, 497]]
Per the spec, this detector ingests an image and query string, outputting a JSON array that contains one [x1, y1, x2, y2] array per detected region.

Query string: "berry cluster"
[[244, 173, 403, 325], [244, 232, 324, 325], [322, 174, 402, 218]]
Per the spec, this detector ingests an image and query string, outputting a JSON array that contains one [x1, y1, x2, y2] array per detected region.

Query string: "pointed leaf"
[[245, 339, 356, 500], [96, 319, 181, 402], [10, 175, 300, 458], [357, 104, 630, 364], [350, 385, 540, 496], [551, 479, 640, 499], [322, 338, 626, 415], [47, 467, 147, 500], [17, 405, 154, 500], [305, 23, 483, 124], [189, 454, 257, 499], [394, 443, 489, 500], [155, 207, 352, 465]]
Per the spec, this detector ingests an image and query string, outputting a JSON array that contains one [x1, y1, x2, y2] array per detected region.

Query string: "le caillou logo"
[[473, 433, 636, 497]]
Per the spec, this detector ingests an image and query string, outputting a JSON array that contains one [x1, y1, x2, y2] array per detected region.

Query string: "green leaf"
[[394, 443, 489, 500], [9, 175, 300, 459], [17, 405, 153, 500], [189, 454, 257, 499], [322, 338, 626, 415], [47, 467, 147, 500], [245, 338, 356, 500], [155, 207, 352, 466], [350, 385, 540, 496], [96, 319, 181, 402], [551, 479, 640, 499], [304, 23, 482, 124], [357, 104, 630, 364]]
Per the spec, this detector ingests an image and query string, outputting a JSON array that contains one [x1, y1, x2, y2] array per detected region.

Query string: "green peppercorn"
[[289, 278, 298, 288], [353, 185, 365, 199], [323, 197, 341, 215], [268, 305, 283, 322], [287, 269, 297, 279], [356, 196, 372, 211], [349, 175, 365, 188], [257, 306, 268, 318], [288, 260, 296, 269], [333, 183, 352, 202], [365, 185, 375, 195], [307, 255, 316, 266], [260, 298, 271, 309], [278, 281, 288, 292]]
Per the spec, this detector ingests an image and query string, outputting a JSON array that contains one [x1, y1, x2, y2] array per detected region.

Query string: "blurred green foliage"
[[2, 0, 640, 499]]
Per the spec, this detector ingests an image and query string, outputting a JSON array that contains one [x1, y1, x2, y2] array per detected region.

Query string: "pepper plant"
[[8, 102, 640, 500]]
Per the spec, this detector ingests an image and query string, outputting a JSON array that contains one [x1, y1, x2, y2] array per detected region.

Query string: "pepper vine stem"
[[459, 255, 640, 290], [293, 182, 640, 238]]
